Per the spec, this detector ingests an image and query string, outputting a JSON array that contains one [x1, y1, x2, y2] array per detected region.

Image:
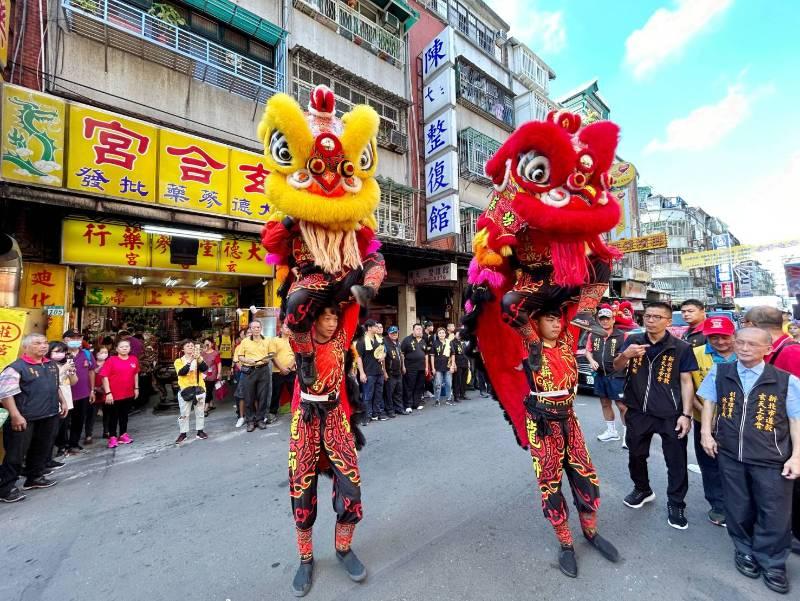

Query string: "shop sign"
[[422, 68, 456, 121], [408, 262, 457, 285], [609, 161, 636, 189], [423, 109, 457, 161], [229, 148, 271, 222], [220, 239, 271, 276], [196, 288, 238, 308], [609, 232, 668, 253], [0, 307, 26, 371], [426, 194, 459, 241], [425, 150, 458, 200], [421, 27, 454, 81], [721, 281, 735, 298], [610, 186, 636, 242], [85, 284, 147, 307], [19, 262, 70, 340], [738, 268, 753, 298], [45, 306, 65, 316], [84, 285, 235, 308], [158, 128, 229, 216], [1, 84, 65, 186], [680, 246, 754, 269], [784, 263, 800, 297], [621, 280, 647, 299], [150, 235, 220, 273], [62, 220, 152, 268], [67, 104, 158, 203], [0, 0, 10, 70]]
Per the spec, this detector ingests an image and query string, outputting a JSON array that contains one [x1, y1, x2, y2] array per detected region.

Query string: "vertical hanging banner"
[[422, 27, 454, 81], [158, 129, 229, 215], [426, 194, 460, 241], [0, 0, 10, 71], [1, 85, 66, 186], [67, 104, 158, 202], [229, 148, 271, 222], [425, 150, 459, 200], [0, 307, 26, 371], [19, 262, 70, 340]]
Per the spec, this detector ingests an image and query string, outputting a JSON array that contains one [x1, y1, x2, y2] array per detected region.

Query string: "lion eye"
[[359, 143, 374, 171], [269, 131, 292, 166], [517, 151, 551, 185]]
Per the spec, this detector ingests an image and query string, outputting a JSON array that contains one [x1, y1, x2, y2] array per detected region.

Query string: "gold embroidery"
[[719, 391, 736, 419]]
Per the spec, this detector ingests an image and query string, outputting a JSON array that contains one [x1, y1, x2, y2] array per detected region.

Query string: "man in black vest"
[[680, 299, 707, 348], [0, 333, 67, 503], [613, 301, 698, 529], [382, 326, 403, 417], [698, 327, 800, 595], [586, 307, 627, 444], [400, 324, 428, 413]]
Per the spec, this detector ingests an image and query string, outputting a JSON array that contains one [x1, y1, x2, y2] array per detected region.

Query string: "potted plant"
[[71, 0, 102, 15], [147, 2, 186, 45]]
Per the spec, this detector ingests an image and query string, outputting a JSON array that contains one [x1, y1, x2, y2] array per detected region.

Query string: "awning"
[[182, 0, 287, 46], [366, 0, 420, 32]]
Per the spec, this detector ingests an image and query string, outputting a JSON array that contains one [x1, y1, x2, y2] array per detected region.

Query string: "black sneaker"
[[22, 476, 57, 490], [623, 489, 656, 509], [558, 546, 578, 578], [378, 415, 388, 421], [336, 549, 367, 582], [292, 561, 313, 597], [196, 430, 208, 439], [350, 284, 375, 307], [0, 487, 26, 503], [175, 433, 187, 444], [570, 311, 607, 337], [667, 504, 688, 530], [585, 533, 620, 562], [256, 421, 267, 430], [46, 459, 66, 470], [266, 413, 277, 424]]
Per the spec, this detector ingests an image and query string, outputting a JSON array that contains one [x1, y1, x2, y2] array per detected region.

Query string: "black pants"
[[204, 379, 216, 405], [242, 365, 271, 423], [68, 397, 94, 448], [270, 371, 296, 415], [625, 409, 688, 507], [793, 480, 800, 542], [692, 422, 725, 512], [0, 415, 60, 493], [718, 453, 793, 570], [133, 373, 153, 409], [384, 374, 403, 415], [107, 398, 132, 437], [473, 364, 489, 394], [54, 414, 70, 452], [403, 369, 425, 409], [453, 363, 469, 399]]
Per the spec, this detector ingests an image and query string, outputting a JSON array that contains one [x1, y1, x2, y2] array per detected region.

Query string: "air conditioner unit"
[[494, 30, 507, 46], [389, 129, 408, 151], [383, 12, 401, 35]]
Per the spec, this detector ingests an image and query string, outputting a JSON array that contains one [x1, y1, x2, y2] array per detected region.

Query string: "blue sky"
[[491, 0, 800, 246]]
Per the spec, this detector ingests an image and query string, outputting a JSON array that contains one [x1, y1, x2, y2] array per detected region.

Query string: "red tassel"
[[550, 240, 589, 286]]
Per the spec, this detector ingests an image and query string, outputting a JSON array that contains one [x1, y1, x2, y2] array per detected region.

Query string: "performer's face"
[[537, 315, 562, 341], [314, 309, 339, 339]]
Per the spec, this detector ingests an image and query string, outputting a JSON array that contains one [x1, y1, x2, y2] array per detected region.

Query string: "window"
[[190, 12, 218, 39], [457, 61, 514, 127], [460, 208, 479, 253]]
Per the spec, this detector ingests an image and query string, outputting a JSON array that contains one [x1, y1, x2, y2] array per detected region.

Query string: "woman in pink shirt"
[[98, 339, 139, 449]]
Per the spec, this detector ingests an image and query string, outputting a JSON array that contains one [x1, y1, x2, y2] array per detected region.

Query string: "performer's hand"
[[700, 431, 718, 458], [623, 344, 649, 359], [675, 415, 691, 439], [588, 359, 599, 371], [782, 455, 800, 480]]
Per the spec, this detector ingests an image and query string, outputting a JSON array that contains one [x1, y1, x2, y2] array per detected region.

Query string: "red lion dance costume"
[[463, 111, 623, 577], [258, 85, 384, 596]]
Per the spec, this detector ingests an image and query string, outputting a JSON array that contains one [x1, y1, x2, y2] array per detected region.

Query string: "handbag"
[[180, 386, 205, 406]]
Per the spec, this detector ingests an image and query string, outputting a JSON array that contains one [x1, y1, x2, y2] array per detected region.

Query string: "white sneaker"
[[404, 408, 412, 414], [235, 417, 245, 428], [416, 405, 424, 410], [621, 426, 628, 449], [597, 429, 621, 442]]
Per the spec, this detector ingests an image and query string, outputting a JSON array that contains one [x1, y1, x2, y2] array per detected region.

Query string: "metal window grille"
[[459, 207, 479, 253], [457, 62, 514, 127], [458, 127, 500, 184], [375, 178, 416, 242]]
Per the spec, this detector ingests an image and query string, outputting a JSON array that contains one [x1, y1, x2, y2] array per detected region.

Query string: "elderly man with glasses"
[[613, 301, 699, 530]]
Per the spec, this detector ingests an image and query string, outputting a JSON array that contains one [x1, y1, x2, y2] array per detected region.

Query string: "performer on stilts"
[[257, 85, 385, 596]]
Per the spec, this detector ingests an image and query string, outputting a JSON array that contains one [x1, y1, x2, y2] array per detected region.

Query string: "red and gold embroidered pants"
[[526, 412, 601, 546], [289, 403, 362, 561]]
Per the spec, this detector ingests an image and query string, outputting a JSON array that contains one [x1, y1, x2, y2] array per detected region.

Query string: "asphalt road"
[[1, 391, 797, 601]]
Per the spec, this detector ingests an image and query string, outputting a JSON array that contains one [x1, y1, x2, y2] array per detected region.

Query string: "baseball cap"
[[597, 308, 614, 319], [702, 316, 735, 336], [388, 326, 399, 334]]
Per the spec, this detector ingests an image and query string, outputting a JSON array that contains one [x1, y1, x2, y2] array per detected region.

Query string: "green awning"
[[182, 0, 287, 46], [363, 0, 419, 32]]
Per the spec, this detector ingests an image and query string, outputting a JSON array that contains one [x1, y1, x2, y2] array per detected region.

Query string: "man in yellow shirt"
[[233, 321, 277, 432], [269, 323, 297, 424], [216, 325, 234, 380]]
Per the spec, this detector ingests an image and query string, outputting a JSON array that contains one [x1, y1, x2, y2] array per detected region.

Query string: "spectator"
[[446, 323, 456, 340], [125, 327, 145, 358], [270, 323, 296, 424], [422, 321, 436, 399], [790, 320, 800, 342], [174, 340, 209, 444], [586, 307, 627, 444], [232, 321, 275, 432], [98, 339, 140, 449], [0, 334, 67, 502], [452, 330, 470, 402], [691, 316, 737, 527], [64, 329, 96, 452], [201, 337, 221, 416], [216, 325, 235, 381], [613, 301, 699, 529], [680, 299, 707, 348], [430, 327, 456, 406], [93, 347, 110, 439], [356, 320, 387, 421], [401, 324, 428, 413], [382, 326, 403, 417], [699, 327, 800, 595], [136, 331, 158, 409], [49, 341, 77, 459]]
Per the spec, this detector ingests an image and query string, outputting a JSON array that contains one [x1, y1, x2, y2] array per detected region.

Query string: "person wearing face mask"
[[93, 347, 110, 439], [98, 339, 140, 449], [63, 330, 97, 452], [201, 338, 221, 416], [48, 341, 78, 459]]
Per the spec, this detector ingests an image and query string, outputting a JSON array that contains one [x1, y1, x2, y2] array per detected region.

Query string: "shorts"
[[221, 358, 233, 368], [594, 373, 625, 400]]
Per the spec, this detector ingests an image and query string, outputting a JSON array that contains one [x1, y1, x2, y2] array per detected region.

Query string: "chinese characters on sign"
[[609, 232, 668, 254], [67, 105, 158, 202], [0, 307, 26, 371], [229, 148, 271, 222], [408, 263, 457, 285], [422, 68, 456, 121], [423, 110, 457, 160], [421, 27, 454, 81], [721, 282, 735, 298], [425, 151, 458, 199], [19, 262, 69, 340], [84, 285, 237, 309], [426, 194, 459, 241]]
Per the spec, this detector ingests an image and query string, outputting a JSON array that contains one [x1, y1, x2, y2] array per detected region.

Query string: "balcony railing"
[[457, 63, 514, 128], [458, 127, 501, 184], [294, 0, 405, 67], [376, 178, 416, 243], [62, 0, 285, 104], [422, 0, 502, 62], [511, 45, 551, 94]]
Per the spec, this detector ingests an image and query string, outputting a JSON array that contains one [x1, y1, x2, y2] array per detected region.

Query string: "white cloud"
[[625, 0, 732, 79], [493, 1, 567, 55], [644, 84, 750, 154]]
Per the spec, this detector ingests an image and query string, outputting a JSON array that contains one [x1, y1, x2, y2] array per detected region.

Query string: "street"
[[2, 392, 797, 601]]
